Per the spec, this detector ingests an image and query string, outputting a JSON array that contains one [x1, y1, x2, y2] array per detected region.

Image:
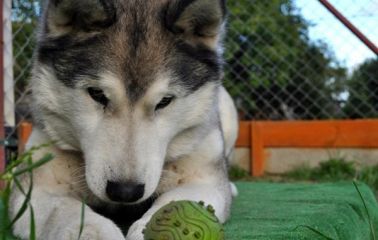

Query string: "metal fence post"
[[1, 0, 5, 179], [3, 0, 15, 128], [319, 0, 378, 55]]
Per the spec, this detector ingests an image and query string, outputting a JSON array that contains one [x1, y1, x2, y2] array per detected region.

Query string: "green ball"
[[143, 200, 224, 240]]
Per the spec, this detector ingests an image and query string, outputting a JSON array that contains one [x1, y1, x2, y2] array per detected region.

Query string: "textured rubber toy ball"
[[143, 200, 224, 240]]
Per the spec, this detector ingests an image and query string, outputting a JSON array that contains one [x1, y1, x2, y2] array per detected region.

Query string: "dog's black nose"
[[106, 181, 145, 203]]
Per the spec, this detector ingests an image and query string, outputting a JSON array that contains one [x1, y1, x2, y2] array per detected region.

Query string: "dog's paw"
[[126, 219, 147, 240], [60, 215, 125, 240]]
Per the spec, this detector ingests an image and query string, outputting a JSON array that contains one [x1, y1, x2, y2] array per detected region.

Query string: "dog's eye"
[[87, 87, 109, 107], [155, 96, 174, 111]]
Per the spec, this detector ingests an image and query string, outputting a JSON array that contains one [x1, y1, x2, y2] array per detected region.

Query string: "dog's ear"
[[45, 0, 116, 34], [165, 0, 226, 47]]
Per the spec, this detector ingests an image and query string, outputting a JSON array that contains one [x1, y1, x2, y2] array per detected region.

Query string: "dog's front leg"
[[10, 129, 125, 240], [126, 177, 231, 240], [12, 189, 125, 240]]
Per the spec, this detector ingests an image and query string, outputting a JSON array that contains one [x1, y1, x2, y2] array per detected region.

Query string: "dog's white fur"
[[10, 67, 238, 239], [10, 0, 238, 238]]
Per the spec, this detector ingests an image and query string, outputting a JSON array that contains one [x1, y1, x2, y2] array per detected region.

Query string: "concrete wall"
[[233, 147, 378, 174]]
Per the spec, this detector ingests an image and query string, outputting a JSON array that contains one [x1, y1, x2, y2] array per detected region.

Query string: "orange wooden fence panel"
[[235, 121, 251, 147], [258, 120, 378, 148], [4, 120, 378, 178], [18, 122, 33, 153], [236, 120, 378, 177]]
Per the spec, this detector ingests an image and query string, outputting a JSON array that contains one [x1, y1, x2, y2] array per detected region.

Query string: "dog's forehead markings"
[[127, 2, 148, 56], [37, 0, 223, 103], [107, 1, 172, 103]]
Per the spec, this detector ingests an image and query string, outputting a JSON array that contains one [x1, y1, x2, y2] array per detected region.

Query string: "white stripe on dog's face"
[[39, 71, 218, 202], [79, 73, 170, 201]]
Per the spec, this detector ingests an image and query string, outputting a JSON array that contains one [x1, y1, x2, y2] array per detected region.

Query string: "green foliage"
[[284, 165, 313, 180], [315, 159, 356, 181], [286, 158, 378, 196], [224, 0, 346, 119], [359, 165, 378, 195], [0, 145, 53, 240], [344, 58, 378, 118], [286, 158, 356, 181], [228, 165, 250, 180]]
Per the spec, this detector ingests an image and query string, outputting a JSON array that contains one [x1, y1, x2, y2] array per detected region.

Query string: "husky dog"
[[10, 0, 238, 239]]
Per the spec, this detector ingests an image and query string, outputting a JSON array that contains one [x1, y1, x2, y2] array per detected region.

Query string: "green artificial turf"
[[225, 181, 378, 240], [3, 180, 378, 240]]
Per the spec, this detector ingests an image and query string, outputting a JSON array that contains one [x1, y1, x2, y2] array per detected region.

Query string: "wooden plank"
[[259, 120, 378, 148], [251, 122, 265, 177], [235, 121, 251, 147], [11, 120, 378, 178], [244, 120, 378, 176], [18, 121, 33, 153]]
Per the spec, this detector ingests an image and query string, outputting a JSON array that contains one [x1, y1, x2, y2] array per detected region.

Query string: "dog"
[[10, 0, 238, 239]]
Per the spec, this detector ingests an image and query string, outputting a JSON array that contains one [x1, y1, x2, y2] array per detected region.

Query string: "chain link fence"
[[4, 0, 378, 144], [224, 0, 378, 120], [4, 0, 39, 148]]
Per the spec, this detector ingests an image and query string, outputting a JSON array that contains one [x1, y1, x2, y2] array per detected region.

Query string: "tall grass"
[[0, 145, 53, 240]]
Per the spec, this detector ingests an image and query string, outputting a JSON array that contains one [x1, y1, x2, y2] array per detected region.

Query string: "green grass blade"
[[353, 181, 376, 240], [294, 225, 334, 240], [2, 143, 54, 177], [29, 206, 36, 240], [77, 200, 86, 240], [8, 196, 29, 230], [4, 155, 31, 175], [13, 177, 26, 195], [0, 195, 8, 235], [13, 154, 54, 177], [8, 175, 32, 229], [0, 145, 53, 240], [0, 184, 11, 231]]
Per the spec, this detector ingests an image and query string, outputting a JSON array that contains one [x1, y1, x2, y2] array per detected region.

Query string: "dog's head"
[[32, 0, 226, 203]]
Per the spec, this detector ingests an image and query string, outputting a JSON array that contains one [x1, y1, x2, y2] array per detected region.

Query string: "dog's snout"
[[106, 181, 145, 203]]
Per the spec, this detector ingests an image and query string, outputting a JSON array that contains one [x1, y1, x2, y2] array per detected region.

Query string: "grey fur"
[[10, 1, 238, 240], [36, 0, 225, 101]]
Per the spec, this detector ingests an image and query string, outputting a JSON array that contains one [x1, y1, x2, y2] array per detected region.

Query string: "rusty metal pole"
[[319, 0, 378, 56], [0, 0, 5, 184]]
